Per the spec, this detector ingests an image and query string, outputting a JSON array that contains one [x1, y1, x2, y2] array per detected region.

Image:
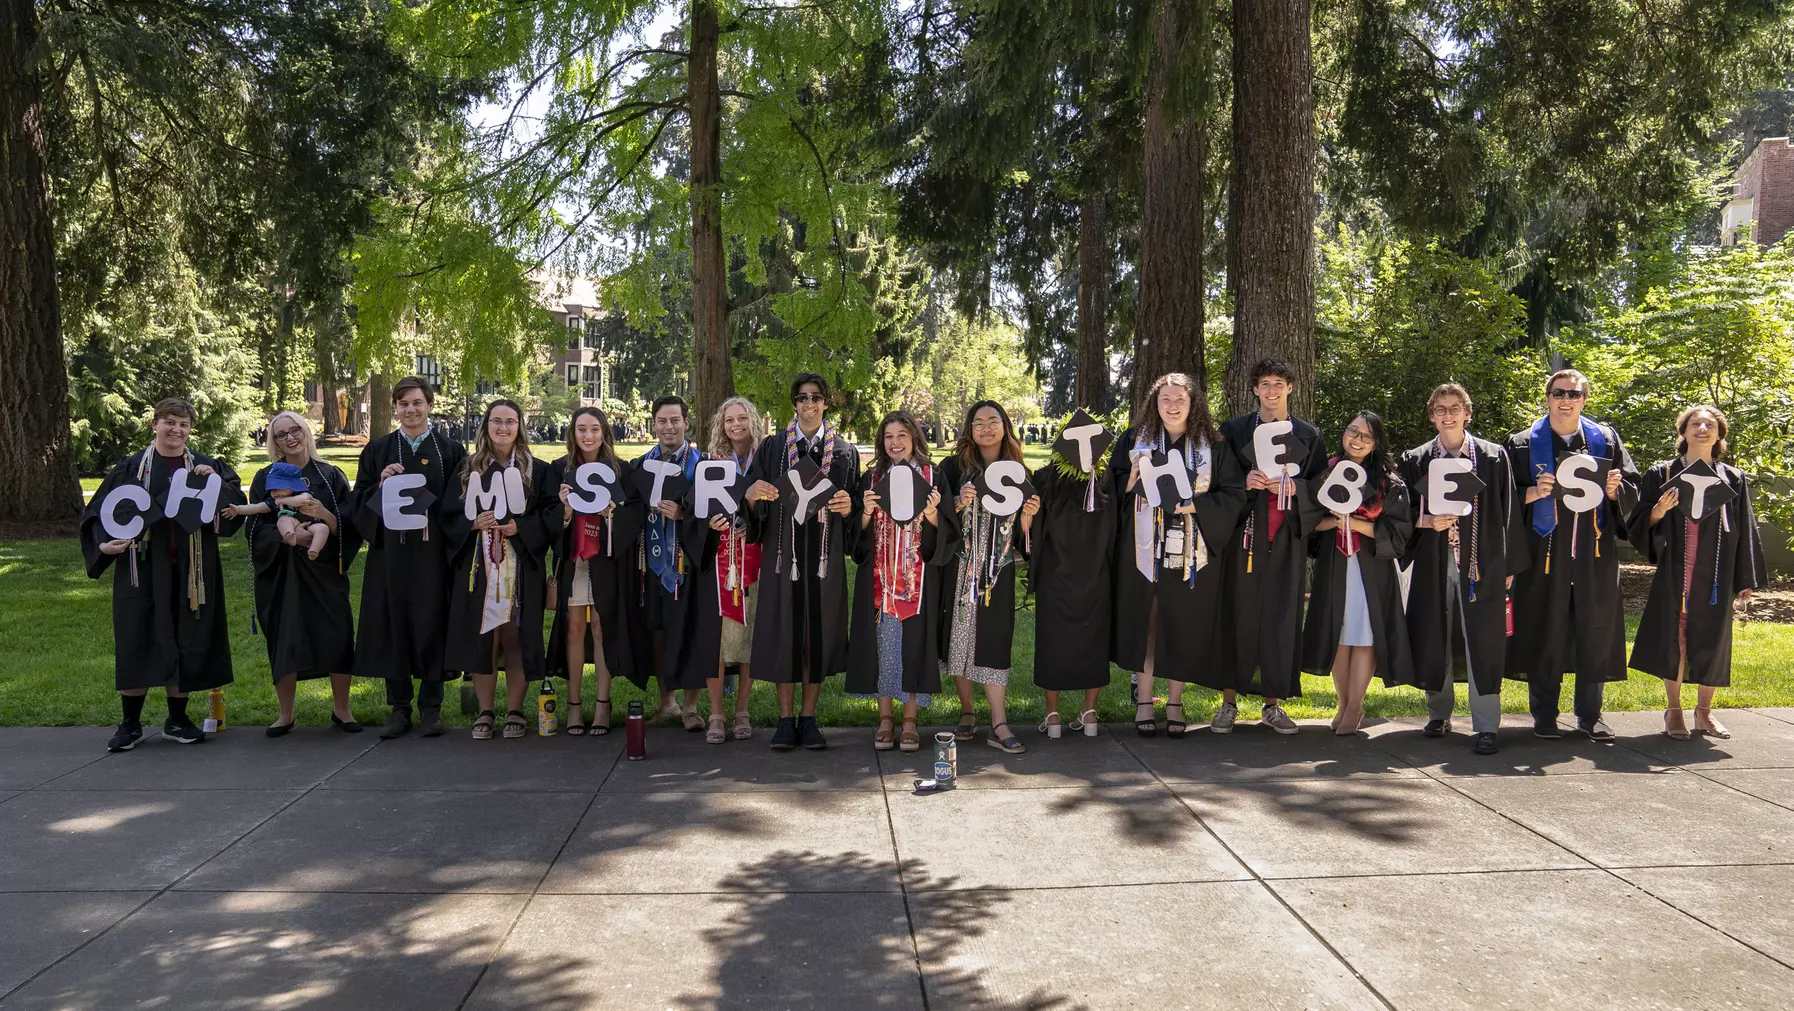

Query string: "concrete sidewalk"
[[3, 710, 1794, 1010]]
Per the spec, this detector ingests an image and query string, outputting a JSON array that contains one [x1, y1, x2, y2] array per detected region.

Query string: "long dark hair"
[[564, 406, 618, 468], [873, 410, 931, 475], [954, 400, 1024, 475], [463, 398, 535, 492], [1137, 373, 1217, 447], [1346, 410, 1394, 503]]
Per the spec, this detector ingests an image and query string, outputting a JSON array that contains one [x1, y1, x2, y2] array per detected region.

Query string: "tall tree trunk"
[[1075, 194, 1111, 413], [316, 344, 340, 436], [1225, 0, 1315, 418], [1131, 0, 1206, 421], [0, 0, 80, 521], [368, 372, 392, 437], [689, 0, 732, 425]]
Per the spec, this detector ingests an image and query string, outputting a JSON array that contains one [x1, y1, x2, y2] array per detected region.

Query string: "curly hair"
[[708, 395, 767, 458]]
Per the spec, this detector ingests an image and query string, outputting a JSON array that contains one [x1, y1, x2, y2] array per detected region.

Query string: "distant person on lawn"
[[224, 411, 362, 737], [81, 397, 245, 752], [351, 376, 468, 739]]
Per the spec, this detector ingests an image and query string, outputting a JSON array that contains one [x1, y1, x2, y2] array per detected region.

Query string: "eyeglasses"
[[273, 428, 305, 443], [793, 394, 826, 405], [1549, 388, 1586, 401], [1343, 428, 1374, 442], [1430, 405, 1466, 418], [970, 420, 1005, 431]]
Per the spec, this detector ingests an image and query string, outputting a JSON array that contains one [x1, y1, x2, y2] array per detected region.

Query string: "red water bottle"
[[625, 700, 646, 760], [1505, 596, 1515, 637]]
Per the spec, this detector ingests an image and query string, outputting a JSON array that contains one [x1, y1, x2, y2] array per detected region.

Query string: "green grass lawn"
[[3, 534, 1790, 730]]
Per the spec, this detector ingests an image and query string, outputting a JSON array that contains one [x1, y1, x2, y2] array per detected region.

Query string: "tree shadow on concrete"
[[671, 849, 1085, 1011]]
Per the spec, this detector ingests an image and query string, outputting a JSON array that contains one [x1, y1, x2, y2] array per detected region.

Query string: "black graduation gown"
[[1396, 436, 1526, 696], [1028, 464, 1117, 691], [846, 465, 957, 697], [1627, 460, 1768, 686], [81, 450, 245, 692], [441, 457, 562, 683], [1503, 422, 1642, 683], [634, 449, 724, 691], [1299, 473, 1416, 685], [1108, 429, 1248, 688], [1218, 414, 1328, 698], [351, 430, 468, 682], [745, 429, 862, 683], [544, 457, 649, 688], [246, 459, 359, 681], [935, 456, 1026, 672]]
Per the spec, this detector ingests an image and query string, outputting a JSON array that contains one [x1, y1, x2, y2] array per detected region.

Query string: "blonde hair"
[[264, 411, 318, 464], [708, 395, 767, 458], [1427, 382, 1474, 413]]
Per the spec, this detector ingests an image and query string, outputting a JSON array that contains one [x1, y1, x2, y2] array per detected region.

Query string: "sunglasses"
[[793, 394, 826, 405], [1549, 388, 1586, 401]]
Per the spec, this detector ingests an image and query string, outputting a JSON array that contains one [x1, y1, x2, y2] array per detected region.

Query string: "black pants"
[[386, 677, 445, 711], [1527, 590, 1604, 725]]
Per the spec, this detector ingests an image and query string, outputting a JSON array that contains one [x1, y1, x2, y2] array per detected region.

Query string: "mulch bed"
[[1621, 563, 1794, 623]]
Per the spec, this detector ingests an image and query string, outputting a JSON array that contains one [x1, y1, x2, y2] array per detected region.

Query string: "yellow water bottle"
[[205, 687, 226, 732], [537, 677, 558, 736]]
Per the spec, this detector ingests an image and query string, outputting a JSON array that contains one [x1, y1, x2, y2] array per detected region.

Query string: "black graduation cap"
[[1672, 459, 1736, 522], [1133, 449, 1195, 509], [164, 469, 222, 533], [1315, 458, 1370, 514], [374, 474, 437, 531], [690, 459, 755, 520], [972, 460, 1036, 517], [777, 455, 833, 522], [1051, 409, 1114, 476], [1428, 459, 1486, 515], [873, 462, 933, 524], [1552, 452, 1613, 513], [631, 457, 692, 509]]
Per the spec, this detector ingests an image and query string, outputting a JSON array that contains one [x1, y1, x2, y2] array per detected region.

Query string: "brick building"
[[536, 273, 619, 406], [1721, 136, 1794, 246]]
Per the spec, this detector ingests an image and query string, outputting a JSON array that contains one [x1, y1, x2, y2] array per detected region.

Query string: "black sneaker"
[[769, 717, 798, 751], [416, 707, 445, 738], [1580, 718, 1615, 743], [1532, 718, 1563, 740], [163, 719, 205, 744], [379, 708, 413, 740], [107, 720, 144, 753], [1423, 719, 1451, 738], [798, 716, 828, 750], [1473, 732, 1500, 755]]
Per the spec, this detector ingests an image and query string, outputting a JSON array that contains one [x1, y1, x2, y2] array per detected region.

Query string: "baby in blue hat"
[[263, 461, 330, 559]]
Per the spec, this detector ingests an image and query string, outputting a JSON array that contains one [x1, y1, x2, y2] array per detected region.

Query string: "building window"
[[414, 355, 443, 393], [583, 317, 603, 351], [566, 364, 579, 388], [582, 365, 601, 401]]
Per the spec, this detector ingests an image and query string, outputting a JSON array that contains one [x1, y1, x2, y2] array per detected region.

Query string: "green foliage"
[[1312, 227, 1544, 451], [1559, 235, 1794, 540]]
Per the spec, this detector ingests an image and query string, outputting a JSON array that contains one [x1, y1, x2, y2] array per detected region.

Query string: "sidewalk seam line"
[[874, 745, 931, 1011]]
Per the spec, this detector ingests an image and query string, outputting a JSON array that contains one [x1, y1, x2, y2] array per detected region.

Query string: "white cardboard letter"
[[694, 460, 740, 519], [1556, 455, 1603, 514], [566, 463, 617, 515], [1252, 419, 1301, 478], [980, 460, 1028, 517], [165, 467, 222, 525], [100, 484, 153, 541], [1427, 458, 1477, 517], [464, 470, 509, 521], [1061, 423, 1106, 475], [886, 464, 921, 523], [1137, 453, 1194, 509], [1679, 473, 1721, 521], [1318, 460, 1367, 515], [382, 473, 430, 531], [788, 468, 834, 521], [641, 458, 683, 508]]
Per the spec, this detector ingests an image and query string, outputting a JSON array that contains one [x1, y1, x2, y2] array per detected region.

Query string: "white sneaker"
[[1210, 702, 1238, 734], [1261, 704, 1299, 735]]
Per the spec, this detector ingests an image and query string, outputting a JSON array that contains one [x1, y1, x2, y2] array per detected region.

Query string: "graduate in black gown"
[[633, 395, 724, 731], [1504, 369, 1641, 741], [545, 406, 646, 736], [937, 402, 1039, 754], [230, 411, 361, 736], [1397, 383, 1525, 756], [1029, 420, 1118, 738], [703, 396, 769, 743], [848, 412, 952, 753], [1627, 405, 1767, 741], [351, 376, 468, 739], [441, 399, 561, 740], [1216, 358, 1327, 734], [743, 372, 861, 751], [82, 397, 244, 751], [1299, 412, 1415, 735], [1110, 374, 1246, 737]]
